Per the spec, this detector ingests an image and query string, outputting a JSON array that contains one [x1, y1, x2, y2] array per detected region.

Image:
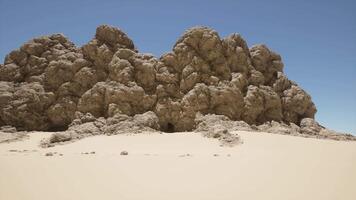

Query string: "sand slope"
[[0, 131, 355, 200]]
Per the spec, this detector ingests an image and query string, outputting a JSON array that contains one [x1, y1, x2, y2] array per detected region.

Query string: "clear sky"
[[0, 0, 355, 134]]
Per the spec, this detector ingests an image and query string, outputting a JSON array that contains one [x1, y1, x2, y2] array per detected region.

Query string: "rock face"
[[0, 25, 317, 133]]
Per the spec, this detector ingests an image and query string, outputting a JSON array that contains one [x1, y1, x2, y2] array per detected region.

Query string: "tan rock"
[[0, 25, 321, 133]]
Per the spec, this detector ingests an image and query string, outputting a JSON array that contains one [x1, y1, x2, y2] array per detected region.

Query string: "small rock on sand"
[[179, 153, 191, 157], [45, 152, 54, 156], [120, 151, 128, 155]]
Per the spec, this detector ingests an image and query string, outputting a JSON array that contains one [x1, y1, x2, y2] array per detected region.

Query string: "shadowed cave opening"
[[48, 125, 69, 132], [162, 122, 175, 133]]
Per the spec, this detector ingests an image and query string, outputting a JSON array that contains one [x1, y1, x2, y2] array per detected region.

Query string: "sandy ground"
[[0, 131, 355, 200]]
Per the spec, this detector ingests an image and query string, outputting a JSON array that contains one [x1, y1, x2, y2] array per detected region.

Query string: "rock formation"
[[1, 24, 352, 142]]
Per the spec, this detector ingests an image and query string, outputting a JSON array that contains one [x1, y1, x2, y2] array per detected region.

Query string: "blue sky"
[[0, 0, 355, 134]]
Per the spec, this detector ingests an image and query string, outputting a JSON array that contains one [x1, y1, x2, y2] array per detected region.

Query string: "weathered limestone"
[[0, 25, 319, 133]]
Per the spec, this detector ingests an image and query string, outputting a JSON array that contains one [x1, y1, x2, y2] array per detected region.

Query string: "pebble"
[[45, 152, 54, 156]]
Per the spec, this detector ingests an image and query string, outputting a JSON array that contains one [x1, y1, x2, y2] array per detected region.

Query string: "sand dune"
[[0, 131, 355, 200]]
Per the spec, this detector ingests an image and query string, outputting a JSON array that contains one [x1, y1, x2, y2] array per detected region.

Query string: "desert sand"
[[1, 131, 355, 200]]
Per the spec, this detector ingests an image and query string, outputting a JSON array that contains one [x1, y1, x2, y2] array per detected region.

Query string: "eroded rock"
[[1, 24, 352, 142]]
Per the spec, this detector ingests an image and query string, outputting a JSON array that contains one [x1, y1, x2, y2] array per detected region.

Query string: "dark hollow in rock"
[[47, 125, 69, 132], [163, 123, 175, 133]]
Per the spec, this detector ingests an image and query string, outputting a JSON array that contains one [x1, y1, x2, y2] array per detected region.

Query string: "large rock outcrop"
[[0, 25, 318, 133]]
